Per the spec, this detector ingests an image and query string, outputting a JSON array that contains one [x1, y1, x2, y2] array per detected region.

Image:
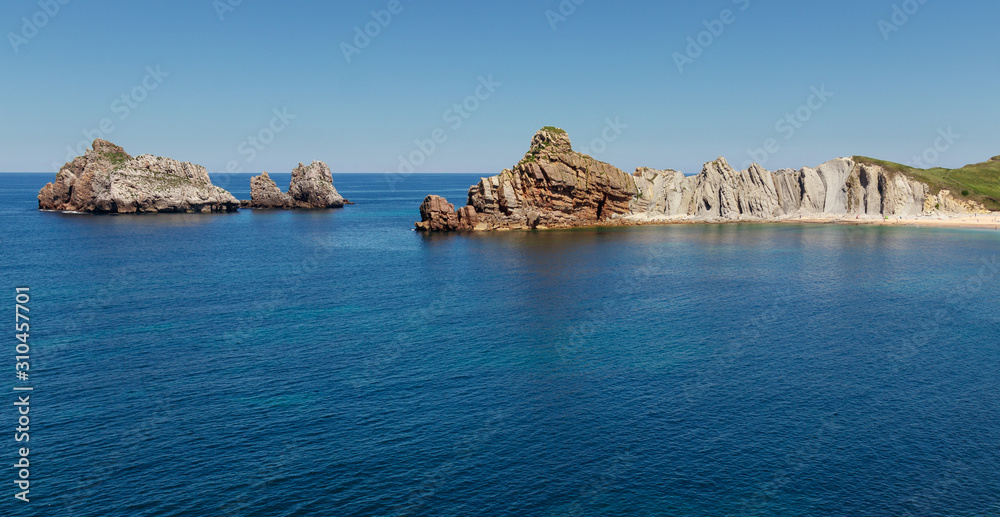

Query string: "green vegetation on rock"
[[102, 151, 130, 167], [853, 155, 1000, 210]]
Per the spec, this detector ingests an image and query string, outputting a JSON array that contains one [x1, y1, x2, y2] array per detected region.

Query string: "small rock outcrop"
[[413, 196, 482, 232], [416, 196, 463, 232], [245, 161, 347, 209], [417, 127, 637, 231], [247, 171, 295, 208], [38, 139, 239, 213], [289, 161, 346, 208]]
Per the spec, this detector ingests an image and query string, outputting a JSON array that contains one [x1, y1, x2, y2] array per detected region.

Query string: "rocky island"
[[416, 127, 995, 231], [39, 139, 240, 213], [38, 140, 350, 214], [242, 162, 348, 209]]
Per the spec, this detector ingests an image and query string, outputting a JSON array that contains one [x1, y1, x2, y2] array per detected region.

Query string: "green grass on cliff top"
[[541, 126, 566, 135], [100, 149, 130, 169], [854, 155, 1000, 210]]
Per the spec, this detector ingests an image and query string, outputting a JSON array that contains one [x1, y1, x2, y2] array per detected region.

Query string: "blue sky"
[[1, 0, 998, 175]]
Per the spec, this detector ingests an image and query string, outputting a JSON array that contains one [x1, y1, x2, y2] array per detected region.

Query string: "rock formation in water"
[[416, 127, 637, 231], [416, 127, 993, 231], [38, 139, 240, 213], [244, 161, 347, 209], [247, 171, 295, 208], [414, 195, 480, 231]]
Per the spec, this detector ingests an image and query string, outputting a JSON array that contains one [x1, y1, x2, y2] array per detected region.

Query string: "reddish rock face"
[[415, 196, 479, 232], [456, 205, 479, 228], [417, 127, 638, 231], [416, 196, 459, 231]]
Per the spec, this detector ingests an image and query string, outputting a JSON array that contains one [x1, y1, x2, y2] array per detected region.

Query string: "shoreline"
[[429, 211, 1000, 233], [445, 213, 1000, 233], [609, 212, 1000, 231]]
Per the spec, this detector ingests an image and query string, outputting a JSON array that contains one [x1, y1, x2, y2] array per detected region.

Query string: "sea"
[[0, 172, 998, 517]]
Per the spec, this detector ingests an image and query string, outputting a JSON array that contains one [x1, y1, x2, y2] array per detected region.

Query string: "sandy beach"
[[618, 212, 1000, 231], [788, 213, 1000, 230]]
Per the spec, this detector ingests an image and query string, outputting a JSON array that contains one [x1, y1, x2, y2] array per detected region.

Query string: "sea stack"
[[244, 161, 347, 209], [38, 139, 240, 213]]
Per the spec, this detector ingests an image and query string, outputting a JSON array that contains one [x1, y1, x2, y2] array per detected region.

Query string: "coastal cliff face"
[[636, 157, 971, 220], [416, 127, 992, 231], [38, 139, 240, 213], [245, 162, 347, 209]]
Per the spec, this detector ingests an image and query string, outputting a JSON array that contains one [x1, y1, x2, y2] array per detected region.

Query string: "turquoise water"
[[1, 173, 999, 516]]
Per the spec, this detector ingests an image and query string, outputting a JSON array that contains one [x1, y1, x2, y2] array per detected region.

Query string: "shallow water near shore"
[[1, 172, 999, 516]]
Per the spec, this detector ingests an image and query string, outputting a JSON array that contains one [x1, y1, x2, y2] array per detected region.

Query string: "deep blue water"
[[1, 172, 999, 517]]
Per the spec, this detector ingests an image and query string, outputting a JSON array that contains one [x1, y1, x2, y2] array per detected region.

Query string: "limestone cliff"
[[631, 167, 692, 216], [38, 139, 239, 213], [639, 157, 950, 220]]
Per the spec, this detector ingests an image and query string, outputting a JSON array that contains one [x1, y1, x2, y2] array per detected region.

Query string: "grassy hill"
[[853, 155, 1000, 211]]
